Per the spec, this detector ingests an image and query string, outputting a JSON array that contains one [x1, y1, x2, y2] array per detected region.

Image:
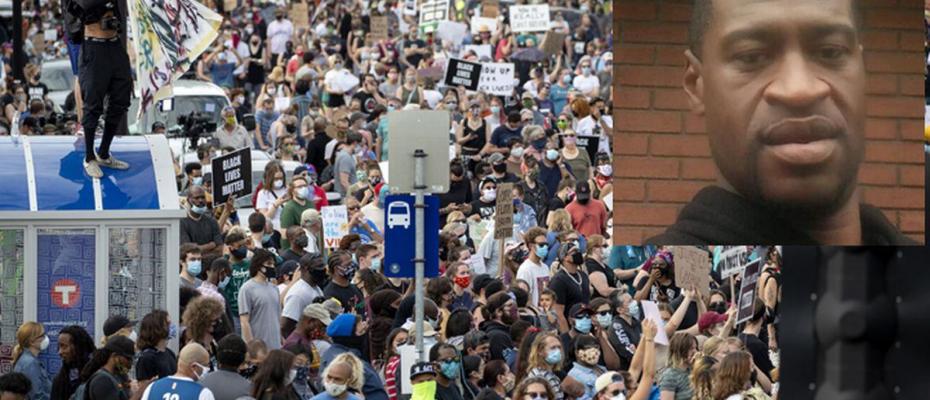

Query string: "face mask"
[[192, 176, 204, 186], [427, 317, 440, 331], [371, 258, 381, 272], [535, 244, 548, 259], [370, 176, 382, 186], [267, 87, 277, 96], [128, 331, 139, 342], [187, 260, 202, 276], [274, 179, 285, 189], [191, 204, 208, 215], [578, 347, 601, 365], [532, 138, 547, 150], [570, 252, 584, 265], [596, 313, 613, 328], [490, 106, 500, 114], [262, 233, 272, 243], [441, 360, 461, 379], [356, 170, 367, 183], [340, 263, 357, 280], [582, 67, 591, 75], [295, 366, 309, 383], [235, 95, 246, 104], [627, 301, 640, 319], [513, 199, 522, 208], [546, 149, 559, 161], [231, 247, 249, 260], [39, 335, 50, 351], [453, 275, 471, 289], [511, 147, 524, 158], [598, 165, 613, 176], [218, 276, 231, 289], [412, 381, 437, 399], [285, 369, 297, 385], [709, 302, 727, 314], [168, 323, 178, 340], [225, 115, 237, 125], [387, 104, 395, 112], [483, 189, 497, 201], [611, 394, 627, 400], [492, 163, 507, 174], [563, 136, 576, 145], [262, 265, 276, 278], [545, 349, 562, 365], [459, 235, 468, 245], [562, 75, 572, 84], [294, 236, 309, 249], [295, 187, 310, 199], [324, 381, 347, 396], [574, 316, 592, 333], [286, 124, 297, 134]]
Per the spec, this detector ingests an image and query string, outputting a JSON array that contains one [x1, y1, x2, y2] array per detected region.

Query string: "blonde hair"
[[182, 297, 225, 343], [547, 209, 572, 233], [702, 336, 725, 357], [446, 211, 466, 225], [527, 332, 561, 372], [711, 351, 753, 400], [13, 321, 44, 365], [330, 352, 366, 391], [586, 235, 605, 256], [690, 355, 717, 400]]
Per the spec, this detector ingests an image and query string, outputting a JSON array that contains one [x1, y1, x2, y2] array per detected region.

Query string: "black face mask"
[[709, 302, 727, 314], [308, 268, 328, 285], [294, 235, 309, 249], [570, 252, 584, 265]]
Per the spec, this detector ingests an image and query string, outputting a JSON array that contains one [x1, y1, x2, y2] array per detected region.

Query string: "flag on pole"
[[128, 0, 222, 117]]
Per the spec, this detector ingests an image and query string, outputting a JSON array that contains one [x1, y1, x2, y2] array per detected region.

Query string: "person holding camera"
[[71, 0, 132, 178]]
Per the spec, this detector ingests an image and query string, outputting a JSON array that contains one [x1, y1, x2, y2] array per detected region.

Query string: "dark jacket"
[[479, 320, 513, 362], [646, 186, 917, 245]]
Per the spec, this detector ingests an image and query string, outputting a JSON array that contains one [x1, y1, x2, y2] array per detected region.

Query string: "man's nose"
[[763, 51, 831, 109]]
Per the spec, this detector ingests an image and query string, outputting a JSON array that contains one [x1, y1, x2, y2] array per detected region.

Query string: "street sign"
[[51, 279, 80, 308], [211, 147, 252, 206], [387, 110, 451, 194], [383, 194, 440, 278], [494, 183, 514, 239], [736, 258, 763, 325]]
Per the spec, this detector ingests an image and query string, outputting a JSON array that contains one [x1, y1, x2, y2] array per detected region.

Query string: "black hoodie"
[[479, 320, 513, 362], [646, 186, 917, 245]]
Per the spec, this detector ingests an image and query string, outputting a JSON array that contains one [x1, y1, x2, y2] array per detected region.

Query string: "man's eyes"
[[729, 44, 850, 69]]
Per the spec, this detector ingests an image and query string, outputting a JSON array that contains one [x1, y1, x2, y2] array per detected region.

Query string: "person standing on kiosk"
[[140, 343, 215, 400], [70, 0, 132, 178]]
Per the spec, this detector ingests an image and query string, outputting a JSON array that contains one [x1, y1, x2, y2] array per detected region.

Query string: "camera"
[[101, 15, 120, 31], [177, 112, 218, 150]]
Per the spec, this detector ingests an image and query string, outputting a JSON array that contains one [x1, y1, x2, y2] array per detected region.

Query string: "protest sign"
[[539, 31, 566, 56], [719, 246, 754, 279], [417, 65, 446, 83], [223, 0, 237, 11], [211, 148, 252, 206], [419, 0, 450, 34], [470, 16, 498, 34], [736, 259, 763, 325], [128, 0, 222, 117], [509, 5, 550, 32], [576, 134, 600, 163], [495, 183, 514, 239], [322, 205, 349, 249], [641, 300, 669, 345], [670, 246, 711, 299], [289, 1, 309, 27], [436, 21, 469, 46], [463, 44, 492, 60], [444, 59, 482, 91], [371, 16, 389, 41], [477, 63, 515, 96], [481, 0, 499, 17]]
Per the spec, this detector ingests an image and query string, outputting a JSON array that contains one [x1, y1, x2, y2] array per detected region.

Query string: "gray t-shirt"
[[333, 149, 357, 196], [238, 278, 283, 349], [200, 369, 251, 400], [658, 366, 693, 400], [281, 279, 323, 323]]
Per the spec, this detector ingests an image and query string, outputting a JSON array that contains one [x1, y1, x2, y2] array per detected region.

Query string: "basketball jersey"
[[145, 377, 207, 400]]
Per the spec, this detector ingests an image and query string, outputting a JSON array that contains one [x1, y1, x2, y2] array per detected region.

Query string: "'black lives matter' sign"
[[211, 147, 252, 206], [444, 58, 482, 91]]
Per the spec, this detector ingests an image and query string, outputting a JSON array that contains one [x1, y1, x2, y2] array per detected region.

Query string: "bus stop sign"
[[383, 194, 440, 278]]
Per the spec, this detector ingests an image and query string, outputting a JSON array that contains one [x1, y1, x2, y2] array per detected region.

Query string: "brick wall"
[[612, 0, 926, 244]]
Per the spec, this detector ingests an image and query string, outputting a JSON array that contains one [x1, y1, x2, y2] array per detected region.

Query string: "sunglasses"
[[525, 392, 547, 398], [595, 310, 611, 316]]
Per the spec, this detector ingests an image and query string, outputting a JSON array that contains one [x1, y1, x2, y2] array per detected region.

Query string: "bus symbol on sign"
[[387, 201, 411, 229]]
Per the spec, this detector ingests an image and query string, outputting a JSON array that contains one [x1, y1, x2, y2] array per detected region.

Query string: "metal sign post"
[[414, 149, 427, 362]]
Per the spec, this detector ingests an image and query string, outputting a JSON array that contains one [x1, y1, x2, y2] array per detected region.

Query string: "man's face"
[[188, 189, 207, 207], [686, 0, 865, 215]]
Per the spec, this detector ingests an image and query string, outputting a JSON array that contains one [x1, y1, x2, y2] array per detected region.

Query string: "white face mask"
[[128, 331, 139, 342], [274, 179, 285, 189], [610, 394, 627, 400], [39, 335, 50, 351], [324, 381, 347, 396], [482, 189, 497, 201], [286, 369, 297, 386], [598, 165, 612, 176]]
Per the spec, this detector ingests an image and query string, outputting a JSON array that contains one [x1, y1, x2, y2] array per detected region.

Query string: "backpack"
[[70, 370, 121, 400]]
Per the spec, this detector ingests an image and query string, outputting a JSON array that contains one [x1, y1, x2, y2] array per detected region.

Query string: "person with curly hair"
[[51, 325, 96, 400], [711, 351, 770, 400], [182, 296, 226, 364], [690, 355, 718, 400], [512, 376, 556, 400]]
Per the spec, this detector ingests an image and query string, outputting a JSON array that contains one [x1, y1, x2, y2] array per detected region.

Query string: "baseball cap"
[[488, 153, 506, 165], [569, 304, 593, 319], [103, 315, 134, 337], [698, 312, 728, 333], [594, 371, 624, 394], [411, 362, 437, 379], [277, 260, 299, 279], [575, 181, 591, 201], [327, 314, 359, 338], [302, 303, 333, 326], [294, 165, 309, 176], [104, 335, 136, 359]]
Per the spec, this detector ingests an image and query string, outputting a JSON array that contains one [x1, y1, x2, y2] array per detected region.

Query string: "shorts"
[[67, 41, 81, 75]]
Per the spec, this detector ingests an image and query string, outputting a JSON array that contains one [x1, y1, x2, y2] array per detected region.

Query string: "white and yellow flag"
[[128, 0, 223, 117]]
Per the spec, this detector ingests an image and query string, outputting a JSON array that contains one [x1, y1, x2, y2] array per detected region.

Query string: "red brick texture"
[[613, 0, 926, 244]]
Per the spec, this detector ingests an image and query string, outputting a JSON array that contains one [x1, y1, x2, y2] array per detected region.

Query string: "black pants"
[[79, 38, 131, 162]]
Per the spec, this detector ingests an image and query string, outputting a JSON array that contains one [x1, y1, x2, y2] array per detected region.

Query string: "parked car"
[[40, 59, 74, 113]]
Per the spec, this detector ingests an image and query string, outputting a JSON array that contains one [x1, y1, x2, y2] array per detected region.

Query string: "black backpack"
[[69, 370, 121, 400]]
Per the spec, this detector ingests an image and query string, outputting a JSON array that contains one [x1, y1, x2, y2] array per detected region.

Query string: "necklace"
[[565, 268, 582, 286]]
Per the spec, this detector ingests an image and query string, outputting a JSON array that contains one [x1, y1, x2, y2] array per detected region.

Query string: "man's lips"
[[760, 116, 842, 166]]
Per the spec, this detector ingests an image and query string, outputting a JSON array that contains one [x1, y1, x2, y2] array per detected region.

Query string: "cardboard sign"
[[211, 147, 252, 206], [289, 1, 309, 25], [539, 31, 566, 56], [509, 5, 550, 32], [719, 246, 754, 279], [495, 183, 514, 239], [436, 20, 469, 46], [419, 0, 450, 34], [223, 0, 237, 11], [462, 44, 492, 60], [640, 300, 669, 346], [735, 258, 763, 325], [670, 246, 711, 299], [477, 62, 515, 96], [444, 58, 482, 90], [470, 16, 498, 34], [322, 205, 349, 249], [481, 0, 499, 17], [371, 16, 389, 41]]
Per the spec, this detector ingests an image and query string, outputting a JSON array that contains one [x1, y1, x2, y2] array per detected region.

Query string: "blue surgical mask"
[[490, 105, 500, 114], [441, 361, 460, 379], [596, 313, 613, 328], [546, 149, 559, 161], [186, 260, 202, 276], [628, 301, 640, 320], [218, 275, 231, 289], [562, 75, 572, 84], [168, 323, 178, 340], [191, 204, 208, 215], [545, 349, 562, 365], [192, 176, 203, 186], [574, 316, 592, 333], [535, 244, 548, 259], [371, 258, 381, 272], [262, 233, 272, 243]]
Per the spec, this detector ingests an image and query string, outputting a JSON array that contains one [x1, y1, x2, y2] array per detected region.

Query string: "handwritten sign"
[[670, 246, 711, 299], [289, 1, 309, 27], [322, 205, 349, 249], [211, 148, 252, 206], [470, 16, 498, 34], [539, 31, 566, 56], [477, 62, 515, 96], [509, 5, 550, 33], [444, 59, 482, 91], [481, 0, 499, 17], [436, 20, 469, 46], [719, 246, 754, 279], [371, 16, 389, 41], [495, 183, 514, 239]]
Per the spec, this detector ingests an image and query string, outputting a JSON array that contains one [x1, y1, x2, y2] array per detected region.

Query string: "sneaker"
[[84, 159, 103, 178], [97, 154, 130, 170]]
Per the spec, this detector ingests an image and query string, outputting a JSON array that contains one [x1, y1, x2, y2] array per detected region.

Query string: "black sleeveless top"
[[461, 119, 486, 155]]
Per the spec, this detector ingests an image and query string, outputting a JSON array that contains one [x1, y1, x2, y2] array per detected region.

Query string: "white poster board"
[[322, 205, 349, 249], [719, 246, 752, 279], [436, 20, 469, 46], [470, 16, 498, 34], [477, 62, 515, 96], [640, 300, 669, 346], [463, 44, 492, 60], [509, 5, 550, 32]]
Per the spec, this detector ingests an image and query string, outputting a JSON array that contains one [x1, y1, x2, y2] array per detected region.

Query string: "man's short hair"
[[688, 0, 862, 59], [0, 373, 31, 398], [180, 243, 201, 262], [215, 334, 247, 367]]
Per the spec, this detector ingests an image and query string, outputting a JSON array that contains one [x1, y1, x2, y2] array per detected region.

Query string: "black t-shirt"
[[280, 248, 303, 264], [548, 269, 591, 321], [634, 276, 681, 303], [306, 133, 330, 176], [135, 348, 177, 381], [352, 91, 378, 115], [739, 332, 774, 379], [401, 39, 427, 67], [323, 281, 365, 316], [179, 215, 222, 246], [436, 380, 464, 400], [28, 82, 48, 102], [439, 178, 473, 211], [469, 198, 496, 220], [87, 370, 128, 400]]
